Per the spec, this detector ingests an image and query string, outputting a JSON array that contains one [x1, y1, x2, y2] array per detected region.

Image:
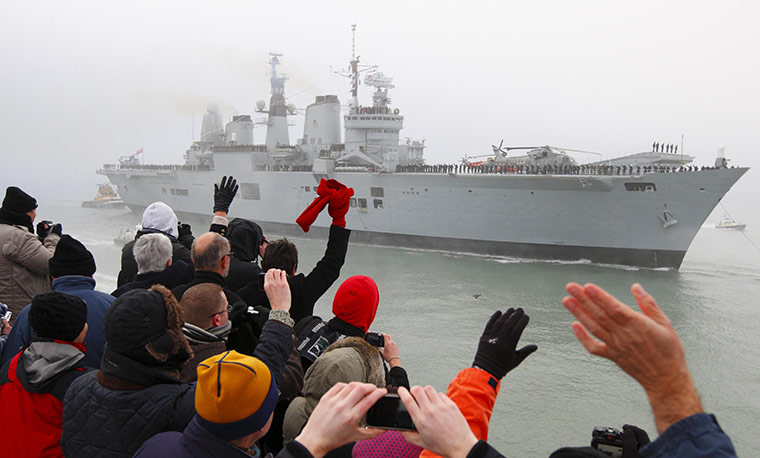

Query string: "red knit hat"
[[331, 275, 379, 333]]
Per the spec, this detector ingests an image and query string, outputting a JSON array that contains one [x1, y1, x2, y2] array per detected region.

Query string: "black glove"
[[36, 220, 53, 238], [177, 222, 193, 239], [472, 307, 537, 379], [49, 223, 63, 237], [214, 176, 239, 213], [622, 424, 650, 458]]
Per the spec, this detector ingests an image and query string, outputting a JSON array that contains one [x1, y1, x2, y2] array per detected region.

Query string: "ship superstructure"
[[98, 27, 747, 270]]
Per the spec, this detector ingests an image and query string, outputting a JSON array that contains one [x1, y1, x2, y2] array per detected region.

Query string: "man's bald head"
[[191, 232, 231, 274]]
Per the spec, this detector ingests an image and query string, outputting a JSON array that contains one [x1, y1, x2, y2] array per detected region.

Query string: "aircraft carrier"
[[98, 27, 747, 270]]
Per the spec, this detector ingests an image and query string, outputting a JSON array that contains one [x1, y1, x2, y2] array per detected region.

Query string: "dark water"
[[39, 200, 760, 456]]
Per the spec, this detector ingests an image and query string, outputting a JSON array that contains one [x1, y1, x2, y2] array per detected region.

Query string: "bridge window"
[[350, 198, 357, 208], [357, 198, 368, 211], [373, 199, 383, 209], [370, 187, 384, 197]]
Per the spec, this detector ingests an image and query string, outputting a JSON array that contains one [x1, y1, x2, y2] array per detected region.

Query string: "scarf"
[[0, 208, 33, 233], [182, 322, 232, 345]]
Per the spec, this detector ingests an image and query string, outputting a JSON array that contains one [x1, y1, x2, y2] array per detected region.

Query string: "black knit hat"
[[30, 292, 88, 342], [2, 186, 38, 213], [104, 285, 192, 369], [49, 235, 96, 278]]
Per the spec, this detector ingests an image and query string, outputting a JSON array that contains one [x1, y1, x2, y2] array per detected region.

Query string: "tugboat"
[[81, 183, 125, 208], [715, 215, 746, 230]]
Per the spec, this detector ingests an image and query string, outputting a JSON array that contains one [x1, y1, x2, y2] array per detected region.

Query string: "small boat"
[[82, 184, 125, 208], [114, 226, 137, 246], [715, 215, 746, 230]]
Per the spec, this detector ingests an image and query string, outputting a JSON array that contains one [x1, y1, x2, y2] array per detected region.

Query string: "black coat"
[[237, 225, 350, 324], [61, 370, 196, 458], [117, 231, 193, 287], [111, 261, 194, 298]]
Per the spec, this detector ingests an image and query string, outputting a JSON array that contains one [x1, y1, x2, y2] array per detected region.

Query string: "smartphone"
[[365, 394, 416, 431], [3, 311, 11, 323], [258, 272, 266, 290]]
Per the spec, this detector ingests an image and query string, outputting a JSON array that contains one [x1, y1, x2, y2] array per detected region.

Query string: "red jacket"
[[0, 341, 88, 458], [420, 367, 501, 458]]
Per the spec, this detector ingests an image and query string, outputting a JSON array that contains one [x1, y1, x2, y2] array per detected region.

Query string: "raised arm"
[[254, 268, 296, 387], [562, 283, 702, 434], [209, 175, 238, 235]]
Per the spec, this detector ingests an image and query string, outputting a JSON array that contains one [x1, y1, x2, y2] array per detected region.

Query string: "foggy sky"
[[2, 0, 758, 220]]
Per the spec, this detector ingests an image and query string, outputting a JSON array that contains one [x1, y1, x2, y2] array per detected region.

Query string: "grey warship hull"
[[101, 165, 748, 269], [99, 38, 748, 270]]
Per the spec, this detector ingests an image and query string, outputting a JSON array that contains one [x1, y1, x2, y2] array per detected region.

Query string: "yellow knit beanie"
[[194, 351, 279, 440]]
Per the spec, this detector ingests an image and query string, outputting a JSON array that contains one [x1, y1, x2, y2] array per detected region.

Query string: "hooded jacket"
[[0, 219, 59, 315], [283, 337, 385, 445], [224, 218, 266, 292], [117, 202, 193, 287], [0, 340, 90, 458], [61, 286, 197, 458], [0, 276, 114, 369]]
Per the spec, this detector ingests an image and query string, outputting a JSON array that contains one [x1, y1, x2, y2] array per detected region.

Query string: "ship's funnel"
[[301, 95, 341, 156], [201, 103, 224, 145], [225, 115, 254, 145]]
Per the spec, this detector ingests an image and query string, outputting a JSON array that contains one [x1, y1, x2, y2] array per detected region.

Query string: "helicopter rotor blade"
[[548, 146, 602, 156]]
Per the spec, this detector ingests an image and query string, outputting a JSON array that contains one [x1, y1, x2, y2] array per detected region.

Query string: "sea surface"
[[37, 200, 760, 456]]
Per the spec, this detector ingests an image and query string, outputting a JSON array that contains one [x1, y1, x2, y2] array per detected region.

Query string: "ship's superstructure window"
[[624, 183, 657, 192], [240, 183, 261, 200], [162, 188, 167, 195], [357, 198, 368, 211], [172, 188, 189, 196], [304, 186, 311, 192], [373, 199, 383, 209], [350, 198, 357, 208], [370, 187, 384, 197]]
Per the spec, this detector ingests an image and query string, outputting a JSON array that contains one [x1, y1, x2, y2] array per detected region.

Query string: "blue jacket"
[[641, 413, 736, 458], [465, 414, 736, 458], [134, 415, 257, 458], [0, 276, 114, 369]]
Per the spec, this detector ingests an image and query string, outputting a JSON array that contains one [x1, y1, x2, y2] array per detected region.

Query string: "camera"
[[365, 332, 384, 347], [365, 393, 416, 431], [257, 272, 266, 290], [0, 303, 9, 323], [591, 426, 624, 457]]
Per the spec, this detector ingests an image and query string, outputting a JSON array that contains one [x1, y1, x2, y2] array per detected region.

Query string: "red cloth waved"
[[296, 179, 354, 232]]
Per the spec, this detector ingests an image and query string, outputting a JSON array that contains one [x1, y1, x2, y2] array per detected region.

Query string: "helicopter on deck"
[[461, 141, 601, 167]]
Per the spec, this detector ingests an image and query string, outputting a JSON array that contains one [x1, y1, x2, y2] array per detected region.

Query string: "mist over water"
[[36, 200, 760, 456]]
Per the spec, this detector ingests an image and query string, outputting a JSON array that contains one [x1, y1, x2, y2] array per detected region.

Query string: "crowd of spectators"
[[0, 181, 738, 457]]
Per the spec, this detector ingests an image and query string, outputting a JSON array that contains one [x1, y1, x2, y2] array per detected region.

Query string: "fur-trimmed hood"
[[282, 337, 384, 443], [100, 285, 193, 386]]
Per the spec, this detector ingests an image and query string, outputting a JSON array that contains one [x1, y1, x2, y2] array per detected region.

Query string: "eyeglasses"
[[209, 303, 233, 318], [225, 252, 234, 259]]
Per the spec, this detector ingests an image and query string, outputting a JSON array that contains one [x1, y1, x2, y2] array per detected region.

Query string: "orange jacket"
[[420, 367, 500, 458]]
